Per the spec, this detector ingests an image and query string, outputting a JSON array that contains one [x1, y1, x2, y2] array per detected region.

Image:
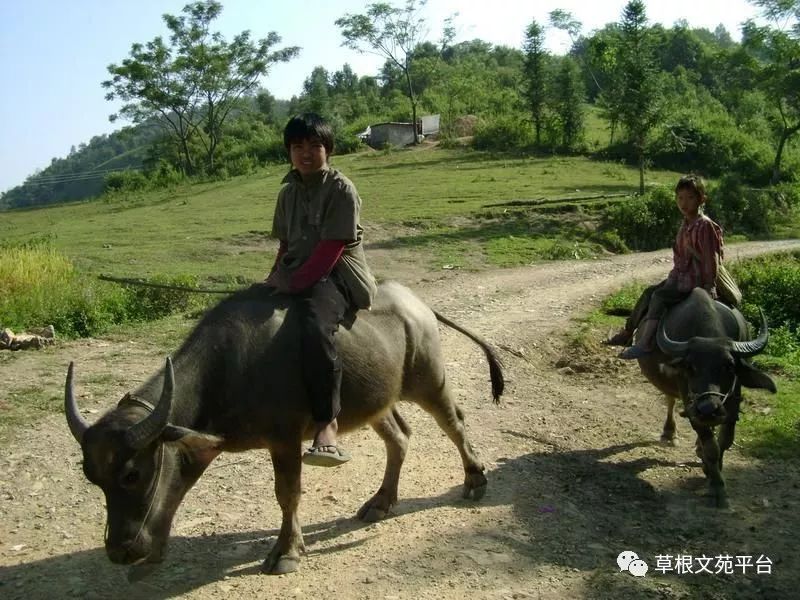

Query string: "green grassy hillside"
[[2, 146, 682, 282]]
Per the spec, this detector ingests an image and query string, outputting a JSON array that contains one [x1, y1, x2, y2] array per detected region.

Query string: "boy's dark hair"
[[283, 113, 335, 155], [675, 174, 707, 201]]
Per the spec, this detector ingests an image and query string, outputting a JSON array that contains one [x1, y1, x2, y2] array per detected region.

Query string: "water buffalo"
[[65, 281, 503, 576], [634, 288, 775, 507]]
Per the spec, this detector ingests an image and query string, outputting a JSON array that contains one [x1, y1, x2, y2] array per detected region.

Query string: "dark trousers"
[[626, 279, 691, 331], [296, 277, 350, 423]]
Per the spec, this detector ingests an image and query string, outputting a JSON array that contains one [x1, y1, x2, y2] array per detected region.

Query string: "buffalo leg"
[[661, 395, 677, 445], [358, 408, 411, 522], [262, 442, 305, 574], [417, 383, 486, 500], [692, 424, 728, 508]]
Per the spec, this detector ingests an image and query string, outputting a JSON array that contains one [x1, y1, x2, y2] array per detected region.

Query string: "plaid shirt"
[[667, 214, 724, 295]]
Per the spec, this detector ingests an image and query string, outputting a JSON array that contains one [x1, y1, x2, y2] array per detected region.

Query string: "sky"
[[0, 0, 765, 193]]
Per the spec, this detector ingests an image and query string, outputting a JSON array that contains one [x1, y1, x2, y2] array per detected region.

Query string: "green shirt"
[[271, 167, 377, 309]]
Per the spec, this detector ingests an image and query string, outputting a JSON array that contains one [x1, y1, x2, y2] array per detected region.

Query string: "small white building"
[[365, 115, 440, 149]]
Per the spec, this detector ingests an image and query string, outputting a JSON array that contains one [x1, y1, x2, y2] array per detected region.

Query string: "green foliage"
[[104, 170, 149, 193], [730, 251, 800, 332], [652, 79, 775, 183], [102, 1, 299, 175], [473, 114, 534, 151], [120, 274, 201, 322], [707, 174, 776, 236], [551, 56, 586, 150], [523, 20, 549, 146], [601, 187, 680, 250], [737, 380, 800, 460], [0, 242, 205, 338], [601, 281, 648, 314], [616, 0, 665, 192]]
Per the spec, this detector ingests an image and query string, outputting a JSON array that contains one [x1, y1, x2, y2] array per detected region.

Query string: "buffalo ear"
[[659, 358, 684, 378], [162, 425, 223, 463], [737, 361, 777, 393]]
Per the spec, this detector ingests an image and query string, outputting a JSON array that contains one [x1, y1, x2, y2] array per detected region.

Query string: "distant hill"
[[0, 124, 163, 210]]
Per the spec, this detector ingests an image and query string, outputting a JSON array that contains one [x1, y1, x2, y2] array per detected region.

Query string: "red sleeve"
[[695, 220, 721, 290], [269, 240, 288, 275], [288, 240, 346, 292]]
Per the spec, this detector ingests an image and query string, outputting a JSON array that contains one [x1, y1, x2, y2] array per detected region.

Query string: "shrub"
[[730, 251, 800, 333], [121, 274, 200, 322], [473, 115, 534, 151], [150, 160, 184, 187], [0, 244, 204, 338], [707, 174, 775, 237], [104, 169, 149, 193], [601, 187, 680, 251]]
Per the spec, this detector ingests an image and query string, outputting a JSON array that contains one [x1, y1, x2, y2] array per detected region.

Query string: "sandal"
[[302, 445, 351, 467]]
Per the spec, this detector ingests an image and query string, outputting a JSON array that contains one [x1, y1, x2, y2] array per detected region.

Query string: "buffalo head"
[[65, 358, 223, 567], [656, 308, 777, 425]]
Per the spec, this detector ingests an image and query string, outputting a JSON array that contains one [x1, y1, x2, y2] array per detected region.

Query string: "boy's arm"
[[696, 220, 722, 294], [267, 240, 288, 277], [288, 240, 346, 292]]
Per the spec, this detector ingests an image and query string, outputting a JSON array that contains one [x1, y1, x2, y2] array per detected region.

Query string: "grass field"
[[2, 146, 684, 282]]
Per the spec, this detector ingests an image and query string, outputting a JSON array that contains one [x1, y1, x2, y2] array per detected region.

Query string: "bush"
[[730, 251, 800, 333], [601, 187, 680, 251], [0, 243, 204, 338], [121, 274, 200, 322], [150, 160, 184, 187], [104, 169, 149, 193], [473, 115, 534, 151], [707, 174, 775, 237]]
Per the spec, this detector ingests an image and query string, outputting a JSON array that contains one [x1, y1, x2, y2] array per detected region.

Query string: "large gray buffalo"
[[635, 288, 776, 508], [65, 281, 503, 576]]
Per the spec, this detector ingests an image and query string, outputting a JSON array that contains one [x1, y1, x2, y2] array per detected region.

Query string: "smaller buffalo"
[[65, 282, 503, 576], [635, 288, 776, 508]]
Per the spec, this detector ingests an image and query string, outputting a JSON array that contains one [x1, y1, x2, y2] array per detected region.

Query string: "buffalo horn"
[[124, 357, 175, 449], [656, 320, 689, 357], [731, 308, 770, 358], [65, 362, 90, 443]]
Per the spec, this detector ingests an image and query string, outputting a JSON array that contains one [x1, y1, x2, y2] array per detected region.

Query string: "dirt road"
[[2, 240, 799, 600]]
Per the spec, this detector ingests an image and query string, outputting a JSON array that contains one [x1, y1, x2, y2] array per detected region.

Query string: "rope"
[[98, 274, 243, 294]]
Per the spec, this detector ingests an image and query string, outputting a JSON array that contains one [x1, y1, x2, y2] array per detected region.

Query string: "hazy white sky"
[[0, 0, 764, 193]]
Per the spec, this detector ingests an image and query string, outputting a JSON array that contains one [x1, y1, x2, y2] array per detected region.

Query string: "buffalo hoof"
[[462, 471, 488, 500], [357, 491, 395, 522], [659, 434, 677, 446], [261, 552, 300, 575], [710, 491, 730, 509]]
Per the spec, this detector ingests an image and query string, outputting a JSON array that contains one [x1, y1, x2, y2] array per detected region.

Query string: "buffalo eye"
[[120, 468, 141, 488]]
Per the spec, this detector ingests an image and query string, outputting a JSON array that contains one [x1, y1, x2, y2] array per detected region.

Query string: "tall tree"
[[744, 0, 800, 183], [103, 1, 298, 173], [300, 66, 332, 116], [616, 0, 664, 194], [336, 0, 431, 144], [522, 20, 549, 146], [552, 57, 586, 149]]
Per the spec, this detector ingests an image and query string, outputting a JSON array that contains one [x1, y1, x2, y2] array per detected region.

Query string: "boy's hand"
[[265, 269, 291, 294]]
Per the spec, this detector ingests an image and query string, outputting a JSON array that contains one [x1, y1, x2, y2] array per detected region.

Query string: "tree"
[[744, 0, 800, 183], [103, 1, 298, 174], [300, 66, 332, 116], [552, 57, 585, 149], [522, 20, 549, 146], [336, 0, 431, 144], [616, 0, 664, 194]]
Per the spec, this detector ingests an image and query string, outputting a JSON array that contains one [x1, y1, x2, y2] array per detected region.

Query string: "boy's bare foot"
[[303, 419, 350, 467]]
